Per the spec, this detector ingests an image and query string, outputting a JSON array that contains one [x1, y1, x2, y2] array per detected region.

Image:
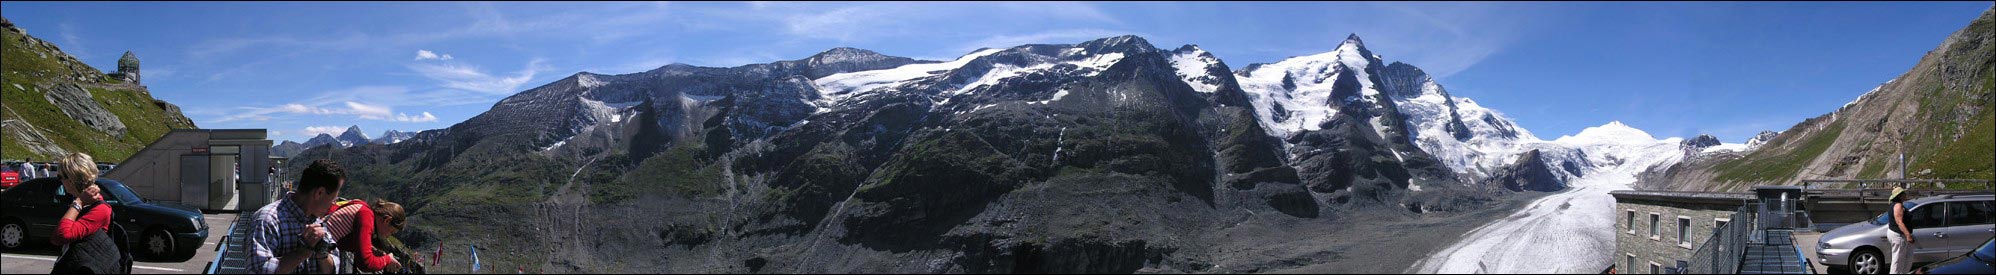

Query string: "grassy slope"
[[1711, 120, 1845, 185], [1, 28, 194, 162], [1705, 11, 1993, 186]]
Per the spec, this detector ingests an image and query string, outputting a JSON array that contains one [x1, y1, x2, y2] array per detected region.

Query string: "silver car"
[[1817, 194, 1995, 274]]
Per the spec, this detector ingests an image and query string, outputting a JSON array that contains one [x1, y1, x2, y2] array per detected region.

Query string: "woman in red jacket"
[[323, 198, 407, 272], [52, 152, 109, 246]]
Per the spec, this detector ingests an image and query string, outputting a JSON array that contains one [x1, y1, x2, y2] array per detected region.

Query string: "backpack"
[[50, 205, 134, 274]]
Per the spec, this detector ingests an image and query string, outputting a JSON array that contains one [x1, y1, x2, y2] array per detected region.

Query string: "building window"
[[1714, 218, 1730, 246], [1649, 213, 1660, 240], [1626, 210, 1636, 235], [1627, 255, 1636, 274], [1677, 216, 1692, 248], [1650, 262, 1661, 274]]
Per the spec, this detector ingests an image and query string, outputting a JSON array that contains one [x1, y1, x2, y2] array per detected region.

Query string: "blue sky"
[[2, 2, 1987, 142]]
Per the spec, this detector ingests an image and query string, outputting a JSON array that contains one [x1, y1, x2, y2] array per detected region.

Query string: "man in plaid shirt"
[[249, 160, 347, 274]]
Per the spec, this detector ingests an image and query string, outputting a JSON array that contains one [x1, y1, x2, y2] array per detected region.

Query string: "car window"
[[1874, 201, 1925, 225], [99, 181, 141, 204], [1945, 200, 1992, 226], [6, 180, 46, 199], [1907, 202, 1947, 229]]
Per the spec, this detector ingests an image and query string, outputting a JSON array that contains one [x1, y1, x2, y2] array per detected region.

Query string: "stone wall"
[[1613, 195, 1745, 274]]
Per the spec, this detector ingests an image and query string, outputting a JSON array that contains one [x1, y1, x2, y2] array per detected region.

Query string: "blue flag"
[[470, 244, 481, 273]]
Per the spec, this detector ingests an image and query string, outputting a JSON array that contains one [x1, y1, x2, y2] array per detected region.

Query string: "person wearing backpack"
[[48, 152, 132, 274]]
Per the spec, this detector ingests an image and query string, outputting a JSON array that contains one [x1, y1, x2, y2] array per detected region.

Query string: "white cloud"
[[393, 112, 440, 122], [215, 99, 440, 124], [415, 49, 455, 61], [300, 126, 347, 137], [408, 59, 545, 95]]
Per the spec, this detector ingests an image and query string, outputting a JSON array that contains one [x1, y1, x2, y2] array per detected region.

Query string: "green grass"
[[1, 28, 193, 162], [1909, 69, 1995, 180], [1712, 120, 1846, 184], [594, 143, 725, 204]]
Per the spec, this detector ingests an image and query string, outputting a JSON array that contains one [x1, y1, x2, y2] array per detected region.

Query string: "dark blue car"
[[1921, 238, 1996, 274], [0, 177, 208, 261]]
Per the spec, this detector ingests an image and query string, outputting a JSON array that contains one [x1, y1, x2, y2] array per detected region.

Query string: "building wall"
[[1614, 199, 1741, 274]]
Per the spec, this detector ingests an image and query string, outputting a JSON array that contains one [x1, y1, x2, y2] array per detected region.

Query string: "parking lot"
[[2, 213, 237, 274]]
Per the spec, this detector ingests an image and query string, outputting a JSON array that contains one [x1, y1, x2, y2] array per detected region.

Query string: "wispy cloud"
[[1356, 2, 1541, 80], [58, 22, 90, 59], [415, 49, 454, 61], [408, 58, 547, 95], [747, 2, 1123, 44], [211, 86, 444, 123], [300, 126, 348, 137]]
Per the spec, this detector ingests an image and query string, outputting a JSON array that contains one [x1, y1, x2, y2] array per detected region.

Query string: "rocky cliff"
[[1, 17, 196, 162]]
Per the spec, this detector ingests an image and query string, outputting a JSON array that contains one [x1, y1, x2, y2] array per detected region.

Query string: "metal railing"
[[1682, 203, 1758, 274]]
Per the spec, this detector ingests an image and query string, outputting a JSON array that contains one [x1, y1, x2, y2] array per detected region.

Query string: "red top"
[[328, 200, 394, 272], [51, 203, 111, 246]]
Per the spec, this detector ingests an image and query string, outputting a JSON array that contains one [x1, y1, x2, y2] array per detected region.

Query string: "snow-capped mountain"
[[371, 130, 416, 145], [335, 125, 369, 147], [1233, 34, 1462, 196], [277, 32, 1829, 274], [1236, 34, 1389, 141]]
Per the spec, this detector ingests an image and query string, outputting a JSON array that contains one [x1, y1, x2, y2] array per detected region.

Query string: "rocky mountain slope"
[[1642, 8, 1995, 191], [288, 34, 1562, 273], [273, 11, 1996, 270], [1, 17, 196, 162]]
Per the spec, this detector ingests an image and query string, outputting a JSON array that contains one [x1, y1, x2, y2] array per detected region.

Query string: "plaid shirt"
[[249, 192, 342, 274]]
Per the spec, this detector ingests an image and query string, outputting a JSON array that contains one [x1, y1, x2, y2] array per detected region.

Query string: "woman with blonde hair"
[[50, 152, 130, 273]]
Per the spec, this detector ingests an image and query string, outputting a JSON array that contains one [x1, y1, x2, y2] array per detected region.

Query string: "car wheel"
[[0, 218, 26, 250], [144, 228, 175, 260], [1851, 248, 1884, 274]]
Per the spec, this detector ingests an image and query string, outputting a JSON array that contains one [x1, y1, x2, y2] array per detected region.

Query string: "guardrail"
[[1682, 203, 1757, 274]]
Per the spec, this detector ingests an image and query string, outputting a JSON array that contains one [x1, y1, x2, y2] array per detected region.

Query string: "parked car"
[[0, 177, 209, 261], [1, 168, 18, 190], [1817, 194, 1995, 274], [1918, 238, 1995, 274]]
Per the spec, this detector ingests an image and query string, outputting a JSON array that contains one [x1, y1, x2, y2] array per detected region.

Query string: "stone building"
[[110, 50, 140, 84], [1610, 190, 1752, 274]]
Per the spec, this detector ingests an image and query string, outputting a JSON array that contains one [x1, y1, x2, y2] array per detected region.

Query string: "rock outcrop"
[[3, 16, 194, 162]]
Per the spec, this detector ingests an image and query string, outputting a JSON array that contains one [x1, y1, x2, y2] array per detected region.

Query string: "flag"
[[470, 244, 481, 273], [434, 242, 443, 266]]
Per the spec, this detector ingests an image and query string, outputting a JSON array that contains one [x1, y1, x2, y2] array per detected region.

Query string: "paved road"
[[2, 213, 237, 274], [1795, 231, 1835, 274]]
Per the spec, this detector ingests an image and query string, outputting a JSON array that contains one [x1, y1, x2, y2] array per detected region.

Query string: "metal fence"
[[1682, 203, 1757, 274]]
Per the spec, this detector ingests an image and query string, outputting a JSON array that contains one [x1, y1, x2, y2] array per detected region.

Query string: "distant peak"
[[1554, 121, 1662, 145], [812, 47, 881, 58], [1174, 44, 1206, 53], [1078, 35, 1157, 54], [1342, 33, 1365, 47], [345, 125, 363, 132]]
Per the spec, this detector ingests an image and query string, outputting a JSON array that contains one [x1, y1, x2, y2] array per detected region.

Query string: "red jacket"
[[328, 200, 394, 272], [52, 203, 111, 246]]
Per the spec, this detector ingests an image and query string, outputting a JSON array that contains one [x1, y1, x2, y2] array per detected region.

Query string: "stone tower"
[[113, 51, 140, 84]]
